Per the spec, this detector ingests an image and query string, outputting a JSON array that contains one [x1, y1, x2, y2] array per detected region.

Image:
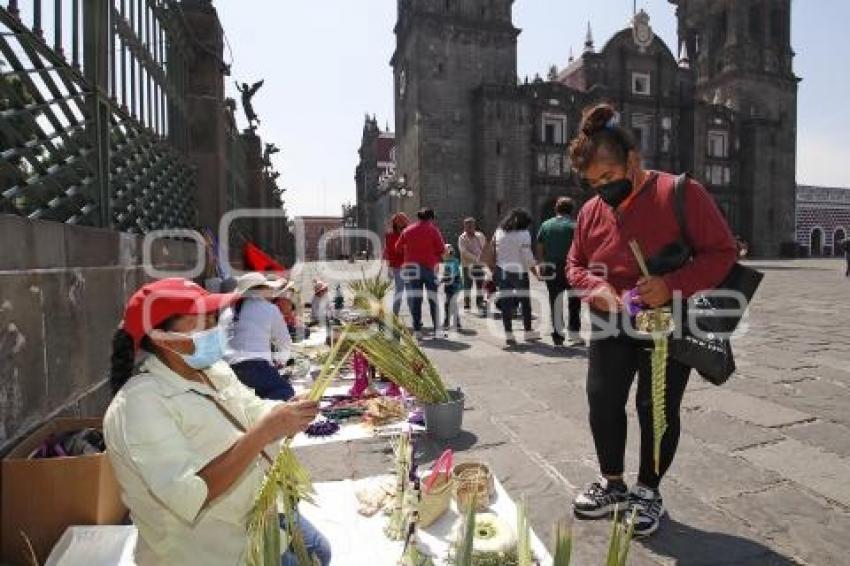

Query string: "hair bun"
[[581, 103, 617, 136]]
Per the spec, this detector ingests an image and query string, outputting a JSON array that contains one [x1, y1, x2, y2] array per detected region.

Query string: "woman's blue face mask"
[[173, 326, 225, 369]]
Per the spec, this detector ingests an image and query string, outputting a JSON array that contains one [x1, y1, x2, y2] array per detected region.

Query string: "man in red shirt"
[[395, 207, 446, 337]]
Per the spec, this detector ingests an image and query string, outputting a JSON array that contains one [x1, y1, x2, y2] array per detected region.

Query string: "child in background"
[[273, 284, 310, 342], [310, 279, 330, 326], [440, 244, 463, 333]]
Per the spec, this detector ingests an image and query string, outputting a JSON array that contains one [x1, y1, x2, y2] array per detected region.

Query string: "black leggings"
[[586, 334, 691, 489], [495, 267, 532, 333]]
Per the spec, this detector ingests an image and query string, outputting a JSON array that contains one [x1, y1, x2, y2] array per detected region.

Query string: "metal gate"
[[0, 0, 196, 233]]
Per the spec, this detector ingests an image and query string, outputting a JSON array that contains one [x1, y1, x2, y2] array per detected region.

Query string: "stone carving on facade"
[[263, 143, 280, 168], [632, 9, 654, 52]]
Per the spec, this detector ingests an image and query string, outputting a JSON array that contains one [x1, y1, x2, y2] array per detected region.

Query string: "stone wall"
[[796, 186, 850, 256], [393, 1, 519, 246], [0, 215, 199, 454]]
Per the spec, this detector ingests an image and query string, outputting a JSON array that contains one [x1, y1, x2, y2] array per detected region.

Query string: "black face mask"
[[596, 178, 633, 209]]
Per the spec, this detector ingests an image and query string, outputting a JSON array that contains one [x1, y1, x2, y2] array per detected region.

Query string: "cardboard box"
[[1, 417, 127, 565]]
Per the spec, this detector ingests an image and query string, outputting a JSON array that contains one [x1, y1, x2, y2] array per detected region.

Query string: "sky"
[[214, 0, 850, 218]]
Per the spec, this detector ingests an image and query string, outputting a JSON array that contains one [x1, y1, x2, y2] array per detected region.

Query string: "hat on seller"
[[121, 278, 237, 351], [235, 272, 288, 295], [313, 279, 329, 295]]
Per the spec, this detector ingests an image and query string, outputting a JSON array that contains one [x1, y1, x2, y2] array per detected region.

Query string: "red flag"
[[243, 241, 287, 274]]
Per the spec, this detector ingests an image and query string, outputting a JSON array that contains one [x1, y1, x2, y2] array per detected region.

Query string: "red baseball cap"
[[121, 278, 237, 351]]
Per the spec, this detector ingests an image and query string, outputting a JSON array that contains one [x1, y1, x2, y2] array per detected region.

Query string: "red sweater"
[[396, 220, 446, 271], [567, 171, 737, 299], [383, 232, 404, 268]]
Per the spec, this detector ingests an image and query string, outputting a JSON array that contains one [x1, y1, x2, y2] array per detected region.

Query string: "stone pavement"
[[300, 259, 850, 565]]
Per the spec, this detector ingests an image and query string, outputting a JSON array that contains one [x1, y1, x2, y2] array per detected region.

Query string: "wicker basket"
[[418, 471, 452, 527], [453, 462, 493, 512], [418, 450, 454, 527]]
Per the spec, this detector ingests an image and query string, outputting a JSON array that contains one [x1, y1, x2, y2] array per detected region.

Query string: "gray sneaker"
[[625, 485, 666, 537], [573, 477, 629, 519]]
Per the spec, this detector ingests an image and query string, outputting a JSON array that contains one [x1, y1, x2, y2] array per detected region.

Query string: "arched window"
[[810, 227, 823, 257], [834, 228, 847, 256]]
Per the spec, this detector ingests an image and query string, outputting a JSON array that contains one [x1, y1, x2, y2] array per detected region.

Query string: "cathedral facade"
[[360, 0, 798, 255]]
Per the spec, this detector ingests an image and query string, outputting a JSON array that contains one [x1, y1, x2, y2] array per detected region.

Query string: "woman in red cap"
[[105, 278, 330, 565]]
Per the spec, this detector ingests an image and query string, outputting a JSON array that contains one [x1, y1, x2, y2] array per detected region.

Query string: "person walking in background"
[[490, 208, 540, 346], [440, 244, 463, 333], [567, 103, 737, 537], [841, 238, 850, 277], [383, 212, 411, 316], [221, 272, 295, 401], [537, 197, 582, 346], [458, 217, 487, 314], [396, 207, 446, 338]]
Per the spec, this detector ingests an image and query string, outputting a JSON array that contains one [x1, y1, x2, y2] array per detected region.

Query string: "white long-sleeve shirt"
[[458, 230, 486, 266], [494, 228, 536, 273], [221, 298, 291, 365]]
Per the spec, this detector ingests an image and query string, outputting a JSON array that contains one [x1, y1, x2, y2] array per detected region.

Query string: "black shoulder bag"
[[649, 174, 765, 385]]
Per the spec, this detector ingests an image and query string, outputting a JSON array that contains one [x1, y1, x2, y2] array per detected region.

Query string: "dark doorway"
[[834, 228, 846, 256], [810, 227, 823, 256]]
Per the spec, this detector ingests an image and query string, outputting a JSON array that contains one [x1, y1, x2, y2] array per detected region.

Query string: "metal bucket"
[[423, 389, 465, 440]]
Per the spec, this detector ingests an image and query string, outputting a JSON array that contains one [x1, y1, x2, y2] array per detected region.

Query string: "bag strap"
[[191, 389, 275, 466], [673, 173, 693, 249]]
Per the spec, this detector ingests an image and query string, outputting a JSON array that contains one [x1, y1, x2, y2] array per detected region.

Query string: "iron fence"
[[0, 0, 196, 232]]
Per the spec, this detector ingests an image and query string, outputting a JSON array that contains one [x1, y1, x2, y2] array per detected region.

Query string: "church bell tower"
[[671, 0, 799, 255], [391, 0, 519, 238]]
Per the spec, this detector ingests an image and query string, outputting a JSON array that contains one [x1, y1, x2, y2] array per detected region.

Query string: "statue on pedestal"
[[235, 79, 264, 129]]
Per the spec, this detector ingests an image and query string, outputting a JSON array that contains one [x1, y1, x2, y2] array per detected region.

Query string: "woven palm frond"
[[635, 308, 673, 476], [650, 335, 669, 475], [335, 311, 449, 404], [247, 332, 354, 566]]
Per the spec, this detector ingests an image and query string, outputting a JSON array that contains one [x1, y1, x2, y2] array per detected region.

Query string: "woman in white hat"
[[221, 272, 295, 400]]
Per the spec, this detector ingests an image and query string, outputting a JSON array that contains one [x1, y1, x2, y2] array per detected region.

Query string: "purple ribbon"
[[623, 288, 644, 317]]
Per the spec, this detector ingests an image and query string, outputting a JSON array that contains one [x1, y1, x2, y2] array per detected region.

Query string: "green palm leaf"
[[552, 519, 572, 566]]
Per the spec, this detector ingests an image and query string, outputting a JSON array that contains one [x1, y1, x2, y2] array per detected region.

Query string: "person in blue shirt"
[[440, 244, 463, 334]]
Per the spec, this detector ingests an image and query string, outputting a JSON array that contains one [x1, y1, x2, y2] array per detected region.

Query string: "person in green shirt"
[[536, 197, 582, 346]]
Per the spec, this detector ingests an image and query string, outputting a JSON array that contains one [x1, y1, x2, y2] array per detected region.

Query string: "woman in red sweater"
[[567, 104, 737, 536], [383, 212, 410, 316]]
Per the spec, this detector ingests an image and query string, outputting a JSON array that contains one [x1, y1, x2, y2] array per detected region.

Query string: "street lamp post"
[[378, 173, 415, 213], [341, 202, 357, 260]]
